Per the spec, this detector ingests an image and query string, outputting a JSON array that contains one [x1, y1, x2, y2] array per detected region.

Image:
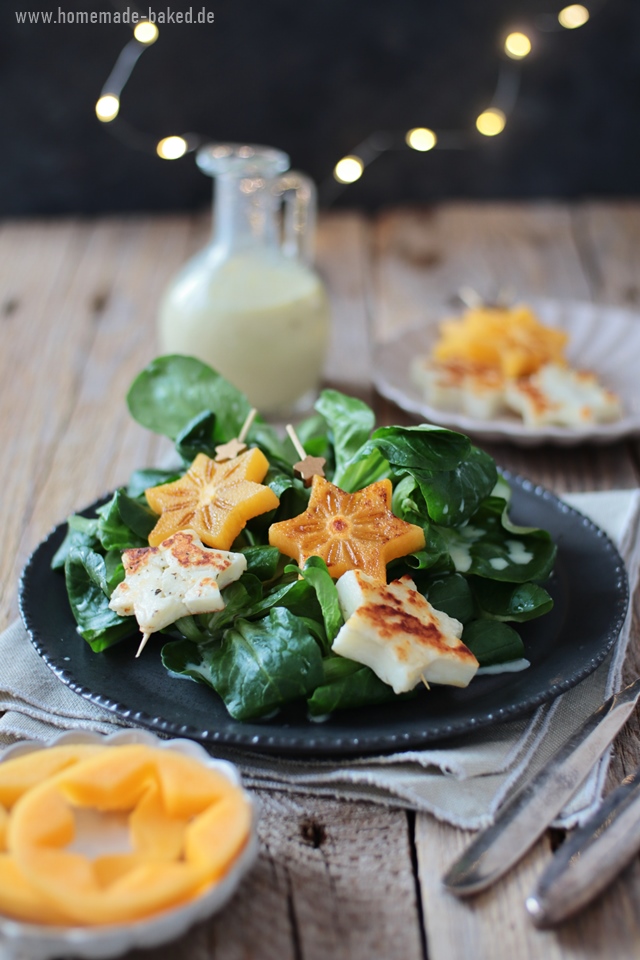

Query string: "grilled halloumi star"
[[333, 570, 478, 694], [504, 363, 622, 427], [109, 529, 246, 655]]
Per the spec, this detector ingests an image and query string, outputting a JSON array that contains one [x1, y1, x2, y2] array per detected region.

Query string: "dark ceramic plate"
[[19, 474, 628, 756]]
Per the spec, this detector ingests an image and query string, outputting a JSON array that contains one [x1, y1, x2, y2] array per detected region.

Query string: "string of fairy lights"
[[95, 3, 597, 201]]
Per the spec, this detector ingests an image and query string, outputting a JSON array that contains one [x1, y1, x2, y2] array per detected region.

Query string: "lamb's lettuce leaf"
[[371, 424, 471, 472], [307, 657, 404, 716], [462, 620, 525, 666], [103, 549, 125, 594], [315, 390, 375, 484], [294, 412, 332, 462], [126, 355, 286, 461], [423, 573, 476, 624], [337, 447, 389, 494], [285, 557, 344, 652], [239, 545, 281, 581], [438, 497, 556, 583], [97, 490, 156, 551], [127, 355, 251, 442], [246, 577, 323, 623], [175, 410, 218, 461], [64, 546, 132, 651], [51, 515, 100, 571], [164, 608, 324, 720], [470, 578, 553, 622], [408, 446, 497, 527], [127, 468, 181, 498], [172, 574, 264, 644]]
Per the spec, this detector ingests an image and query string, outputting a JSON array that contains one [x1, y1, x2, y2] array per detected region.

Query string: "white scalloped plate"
[[0, 730, 258, 960], [373, 298, 640, 446]]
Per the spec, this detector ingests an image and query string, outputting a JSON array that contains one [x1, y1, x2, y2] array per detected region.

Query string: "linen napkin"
[[1, 490, 639, 830]]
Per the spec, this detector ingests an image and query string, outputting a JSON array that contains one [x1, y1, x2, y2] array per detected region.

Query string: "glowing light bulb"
[[476, 108, 506, 137], [95, 95, 120, 122], [134, 20, 159, 44], [558, 4, 589, 28], [333, 156, 364, 184], [406, 127, 437, 152], [156, 136, 188, 160], [504, 32, 532, 59]]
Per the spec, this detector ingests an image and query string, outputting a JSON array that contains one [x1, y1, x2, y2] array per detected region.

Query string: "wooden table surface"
[[2, 202, 640, 958]]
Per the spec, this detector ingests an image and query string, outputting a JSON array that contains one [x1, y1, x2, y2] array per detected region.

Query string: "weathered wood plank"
[[371, 202, 592, 339], [315, 211, 373, 395], [417, 815, 640, 960], [250, 793, 422, 960], [574, 201, 640, 476], [125, 795, 423, 960], [573, 202, 640, 307]]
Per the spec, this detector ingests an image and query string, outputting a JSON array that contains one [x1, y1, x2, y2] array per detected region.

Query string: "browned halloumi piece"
[[332, 570, 478, 694], [109, 529, 247, 636]]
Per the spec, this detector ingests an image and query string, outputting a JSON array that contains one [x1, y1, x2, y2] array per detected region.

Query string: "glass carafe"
[[158, 143, 331, 416]]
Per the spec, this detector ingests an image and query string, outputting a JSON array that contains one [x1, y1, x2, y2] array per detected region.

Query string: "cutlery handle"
[[526, 768, 640, 927], [443, 677, 640, 896]]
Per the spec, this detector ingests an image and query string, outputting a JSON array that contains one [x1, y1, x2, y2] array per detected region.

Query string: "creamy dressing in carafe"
[[157, 144, 331, 416], [159, 248, 330, 414]]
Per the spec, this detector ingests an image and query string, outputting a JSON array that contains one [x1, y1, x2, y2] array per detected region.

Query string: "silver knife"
[[442, 677, 640, 897], [526, 765, 640, 927]]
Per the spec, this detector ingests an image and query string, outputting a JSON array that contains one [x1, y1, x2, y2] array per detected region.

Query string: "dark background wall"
[[4, 0, 640, 215]]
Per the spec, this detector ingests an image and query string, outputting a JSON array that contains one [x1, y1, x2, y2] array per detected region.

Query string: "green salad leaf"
[[126, 468, 181, 498], [438, 496, 556, 583], [64, 546, 131, 651], [239, 545, 281, 581], [462, 620, 526, 667], [285, 556, 344, 651], [96, 490, 157, 552], [470, 578, 553, 622], [315, 390, 376, 485], [127, 355, 251, 442], [307, 658, 405, 716], [423, 573, 476, 624], [51, 515, 100, 571], [165, 608, 324, 720], [371, 424, 471, 472], [174, 410, 218, 461]]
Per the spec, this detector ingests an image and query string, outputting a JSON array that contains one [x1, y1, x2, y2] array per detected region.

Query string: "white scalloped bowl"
[[373, 298, 640, 446], [0, 729, 258, 960]]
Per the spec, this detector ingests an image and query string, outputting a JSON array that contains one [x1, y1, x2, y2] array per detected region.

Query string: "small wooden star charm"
[[286, 424, 327, 488], [293, 455, 327, 488], [214, 408, 258, 463], [214, 437, 247, 462]]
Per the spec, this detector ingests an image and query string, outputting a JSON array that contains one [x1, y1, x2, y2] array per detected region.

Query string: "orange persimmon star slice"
[[7, 746, 253, 927], [269, 476, 425, 582], [146, 449, 279, 550]]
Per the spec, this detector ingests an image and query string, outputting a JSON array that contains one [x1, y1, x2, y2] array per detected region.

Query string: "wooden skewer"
[[420, 675, 431, 691], [238, 407, 258, 443], [457, 285, 514, 311], [215, 407, 258, 462], [457, 286, 484, 310], [135, 632, 151, 658], [286, 424, 327, 488], [285, 423, 307, 460]]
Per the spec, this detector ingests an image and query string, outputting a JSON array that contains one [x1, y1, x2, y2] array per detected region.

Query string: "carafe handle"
[[274, 172, 317, 265]]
